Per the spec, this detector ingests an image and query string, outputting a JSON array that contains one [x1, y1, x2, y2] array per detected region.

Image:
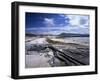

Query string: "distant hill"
[[26, 32, 89, 37], [26, 33, 37, 37], [26, 33, 55, 37], [58, 33, 89, 37]]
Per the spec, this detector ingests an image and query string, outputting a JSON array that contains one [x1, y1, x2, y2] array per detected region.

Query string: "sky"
[[25, 12, 89, 35]]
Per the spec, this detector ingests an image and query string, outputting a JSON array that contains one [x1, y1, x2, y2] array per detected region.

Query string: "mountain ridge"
[[26, 32, 89, 37]]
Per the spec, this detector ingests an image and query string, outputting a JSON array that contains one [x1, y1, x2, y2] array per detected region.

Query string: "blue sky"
[[25, 12, 89, 35]]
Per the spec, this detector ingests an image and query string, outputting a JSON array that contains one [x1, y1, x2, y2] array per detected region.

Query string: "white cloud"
[[59, 14, 65, 17], [68, 15, 80, 26], [26, 25, 89, 34], [65, 26, 89, 34], [43, 18, 55, 27], [63, 15, 89, 28]]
